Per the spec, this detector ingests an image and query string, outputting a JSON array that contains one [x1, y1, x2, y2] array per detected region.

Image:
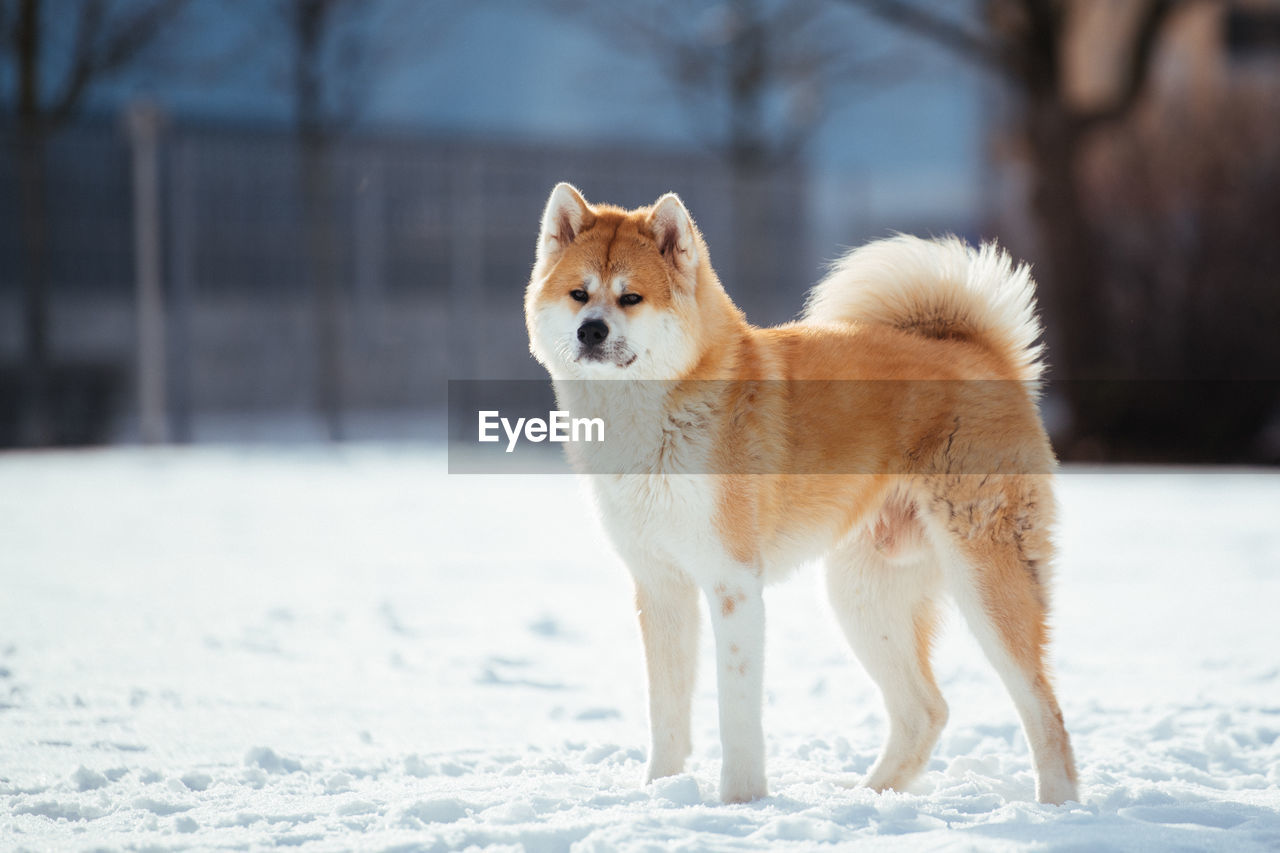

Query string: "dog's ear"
[[647, 193, 699, 283], [537, 182, 593, 266]]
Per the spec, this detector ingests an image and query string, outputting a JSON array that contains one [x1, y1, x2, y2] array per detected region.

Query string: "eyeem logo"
[[478, 410, 605, 452]]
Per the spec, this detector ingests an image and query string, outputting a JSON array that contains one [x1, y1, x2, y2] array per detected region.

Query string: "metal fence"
[[0, 120, 810, 443]]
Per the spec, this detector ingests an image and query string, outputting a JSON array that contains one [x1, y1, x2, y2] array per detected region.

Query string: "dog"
[[523, 182, 1077, 805]]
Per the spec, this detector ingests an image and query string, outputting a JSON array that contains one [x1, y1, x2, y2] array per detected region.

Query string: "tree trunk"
[[726, 0, 778, 320], [15, 0, 52, 445], [295, 0, 344, 441], [1025, 106, 1102, 375], [17, 125, 52, 446], [1024, 103, 1124, 452], [300, 134, 344, 442]]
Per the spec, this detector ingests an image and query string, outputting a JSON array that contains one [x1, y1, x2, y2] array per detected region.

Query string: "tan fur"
[[526, 184, 1078, 805]]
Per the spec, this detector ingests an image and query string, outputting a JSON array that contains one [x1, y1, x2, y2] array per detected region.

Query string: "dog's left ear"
[[647, 193, 699, 283]]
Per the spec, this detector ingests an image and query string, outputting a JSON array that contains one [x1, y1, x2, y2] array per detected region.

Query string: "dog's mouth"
[[577, 343, 637, 368]]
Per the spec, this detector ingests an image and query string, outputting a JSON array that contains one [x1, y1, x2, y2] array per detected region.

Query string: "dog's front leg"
[[635, 574, 700, 781], [707, 573, 767, 803]]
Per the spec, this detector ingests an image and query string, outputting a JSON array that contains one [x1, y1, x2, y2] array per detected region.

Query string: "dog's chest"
[[591, 473, 723, 571], [559, 383, 732, 570]]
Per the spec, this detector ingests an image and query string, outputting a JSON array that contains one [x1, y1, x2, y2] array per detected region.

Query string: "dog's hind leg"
[[946, 544, 1078, 804], [635, 572, 700, 781], [933, 479, 1079, 805], [827, 518, 948, 794]]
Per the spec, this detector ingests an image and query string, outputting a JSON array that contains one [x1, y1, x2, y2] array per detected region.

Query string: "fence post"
[[449, 156, 485, 378], [167, 131, 194, 442], [354, 150, 385, 334], [125, 101, 169, 444]]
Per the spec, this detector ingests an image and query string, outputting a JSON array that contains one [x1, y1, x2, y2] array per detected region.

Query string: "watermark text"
[[478, 410, 605, 452]]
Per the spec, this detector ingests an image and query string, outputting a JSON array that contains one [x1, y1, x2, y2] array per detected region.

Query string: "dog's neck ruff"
[[552, 378, 716, 476]]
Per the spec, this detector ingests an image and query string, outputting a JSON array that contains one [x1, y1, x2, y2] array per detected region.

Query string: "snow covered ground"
[[2, 446, 1278, 851]]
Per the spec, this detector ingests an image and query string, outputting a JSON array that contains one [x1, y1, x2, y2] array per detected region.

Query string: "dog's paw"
[[646, 748, 690, 782], [645, 760, 684, 783], [719, 770, 767, 804], [1036, 776, 1079, 806], [863, 772, 901, 794]]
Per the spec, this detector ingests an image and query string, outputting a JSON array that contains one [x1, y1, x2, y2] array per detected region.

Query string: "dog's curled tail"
[[803, 235, 1045, 384]]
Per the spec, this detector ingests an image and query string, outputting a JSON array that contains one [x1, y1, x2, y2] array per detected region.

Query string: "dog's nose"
[[577, 319, 609, 347]]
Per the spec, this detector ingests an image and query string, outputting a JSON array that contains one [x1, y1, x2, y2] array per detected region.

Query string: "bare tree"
[[841, 1, 1181, 377], [280, 0, 369, 441], [1080, 78, 1280, 461], [552, 0, 891, 316], [843, 1, 1280, 462], [275, 0, 448, 439], [4, 0, 188, 445]]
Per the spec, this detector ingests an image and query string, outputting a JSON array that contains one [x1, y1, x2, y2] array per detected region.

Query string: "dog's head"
[[525, 183, 712, 380]]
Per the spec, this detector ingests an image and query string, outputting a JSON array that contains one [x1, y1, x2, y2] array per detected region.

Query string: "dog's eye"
[[619, 293, 643, 306], [569, 289, 589, 303]]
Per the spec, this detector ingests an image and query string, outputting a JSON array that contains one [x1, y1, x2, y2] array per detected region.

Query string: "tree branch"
[[1013, 0, 1065, 99], [48, 0, 105, 125], [96, 0, 188, 72], [841, 0, 1009, 78], [1073, 0, 1181, 131], [552, 0, 887, 163], [13, 0, 43, 121], [49, 0, 188, 126], [0, 2, 11, 62]]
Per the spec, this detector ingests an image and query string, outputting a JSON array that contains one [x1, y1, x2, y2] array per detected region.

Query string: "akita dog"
[[524, 183, 1077, 805]]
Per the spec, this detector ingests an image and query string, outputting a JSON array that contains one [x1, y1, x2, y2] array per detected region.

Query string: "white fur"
[[804, 235, 1045, 384], [527, 286, 699, 382], [528, 185, 702, 381], [528, 195, 1071, 806], [552, 378, 769, 800], [826, 535, 948, 793]]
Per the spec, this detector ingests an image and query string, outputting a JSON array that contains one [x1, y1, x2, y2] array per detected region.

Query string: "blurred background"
[[0, 0, 1277, 461]]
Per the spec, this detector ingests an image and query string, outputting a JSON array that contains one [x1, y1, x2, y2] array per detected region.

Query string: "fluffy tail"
[[802, 234, 1045, 383]]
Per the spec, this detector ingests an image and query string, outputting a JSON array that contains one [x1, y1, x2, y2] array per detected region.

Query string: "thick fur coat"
[[524, 183, 1077, 805]]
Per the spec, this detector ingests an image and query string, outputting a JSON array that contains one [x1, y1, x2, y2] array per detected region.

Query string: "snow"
[[1, 446, 1278, 851]]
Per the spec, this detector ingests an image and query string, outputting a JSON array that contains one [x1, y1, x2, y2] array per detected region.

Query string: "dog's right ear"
[[537, 182, 593, 266]]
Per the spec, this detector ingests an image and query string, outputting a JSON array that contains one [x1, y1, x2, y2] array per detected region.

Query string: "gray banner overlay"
[[448, 380, 1279, 474]]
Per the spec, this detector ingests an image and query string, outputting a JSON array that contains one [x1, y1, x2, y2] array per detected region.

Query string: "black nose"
[[577, 319, 609, 346]]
